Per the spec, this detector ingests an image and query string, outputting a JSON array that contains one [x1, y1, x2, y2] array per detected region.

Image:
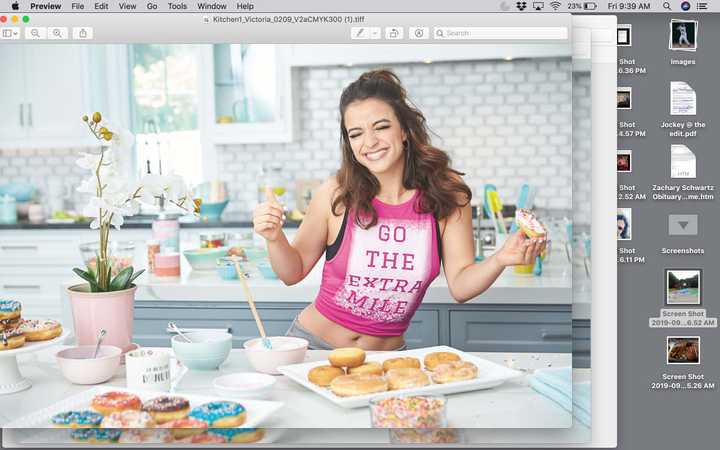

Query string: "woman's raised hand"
[[253, 187, 286, 242], [494, 231, 546, 267]]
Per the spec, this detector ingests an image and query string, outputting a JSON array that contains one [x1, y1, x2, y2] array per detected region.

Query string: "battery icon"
[[583, 1, 597, 9]]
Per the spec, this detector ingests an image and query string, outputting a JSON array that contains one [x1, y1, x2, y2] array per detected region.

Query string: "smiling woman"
[[252, 69, 546, 351]]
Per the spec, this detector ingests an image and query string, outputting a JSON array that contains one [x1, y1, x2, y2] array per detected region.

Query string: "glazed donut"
[[308, 365, 345, 386], [0, 318, 19, 331], [430, 361, 479, 384], [91, 391, 142, 416], [382, 357, 421, 372], [328, 347, 366, 368], [188, 401, 246, 428], [100, 410, 156, 428], [119, 429, 173, 444], [0, 328, 25, 351], [142, 395, 190, 424], [159, 417, 208, 439], [70, 428, 122, 444], [423, 351, 461, 371], [515, 208, 546, 238], [18, 319, 63, 342], [386, 367, 431, 390], [0, 300, 21, 321], [329, 373, 389, 397], [51, 410, 103, 428], [348, 361, 384, 376], [208, 427, 266, 443]]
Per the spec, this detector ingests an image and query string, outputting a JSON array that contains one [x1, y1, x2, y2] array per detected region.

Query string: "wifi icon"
[[550, 1, 561, 9]]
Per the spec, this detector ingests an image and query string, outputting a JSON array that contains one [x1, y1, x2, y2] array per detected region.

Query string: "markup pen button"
[[72, 27, 93, 40], [668, 214, 698, 236]]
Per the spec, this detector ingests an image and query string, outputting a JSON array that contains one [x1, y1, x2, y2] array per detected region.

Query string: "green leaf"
[[72, 267, 99, 293], [127, 269, 145, 287], [110, 266, 134, 292]]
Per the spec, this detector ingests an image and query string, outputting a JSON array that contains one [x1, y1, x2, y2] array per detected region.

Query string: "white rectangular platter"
[[5, 386, 284, 429], [278, 345, 522, 409]]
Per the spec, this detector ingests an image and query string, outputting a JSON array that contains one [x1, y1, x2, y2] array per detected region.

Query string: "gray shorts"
[[285, 316, 407, 351]]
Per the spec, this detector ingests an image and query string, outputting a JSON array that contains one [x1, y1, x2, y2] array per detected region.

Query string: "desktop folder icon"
[[670, 144, 697, 178], [671, 144, 696, 178]]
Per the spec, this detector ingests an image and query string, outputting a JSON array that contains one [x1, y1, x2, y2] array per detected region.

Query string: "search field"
[[433, 26, 568, 40]]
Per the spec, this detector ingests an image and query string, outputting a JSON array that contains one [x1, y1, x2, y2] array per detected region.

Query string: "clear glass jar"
[[200, 233, 226, 249], [369, 394, 462, 444]]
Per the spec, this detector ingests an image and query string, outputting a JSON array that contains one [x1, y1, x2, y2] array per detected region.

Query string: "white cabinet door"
[[0, 45, 27, 140], [23, 45, 92, 144]]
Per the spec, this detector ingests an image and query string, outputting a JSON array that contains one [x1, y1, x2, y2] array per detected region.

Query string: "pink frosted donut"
[[515, 208, 546, 238], [100, 410, 156, 428]]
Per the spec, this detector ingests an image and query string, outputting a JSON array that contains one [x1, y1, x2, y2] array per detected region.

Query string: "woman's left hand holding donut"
[[493, 231, 546, 267]]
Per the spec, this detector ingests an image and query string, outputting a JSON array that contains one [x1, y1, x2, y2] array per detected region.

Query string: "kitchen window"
[[128, 44, 203, 185]]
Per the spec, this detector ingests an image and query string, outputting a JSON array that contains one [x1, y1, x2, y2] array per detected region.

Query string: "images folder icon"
[[671, 144, 696, 178]]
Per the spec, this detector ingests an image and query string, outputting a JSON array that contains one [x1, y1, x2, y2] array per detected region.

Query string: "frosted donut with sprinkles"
[[0, 300, 21, 321], [51, 410, 103, 428], [515, 208, 546, 238], [188, 401, 247, 428]]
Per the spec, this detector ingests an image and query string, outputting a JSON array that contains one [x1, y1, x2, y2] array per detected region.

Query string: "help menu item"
[[515, 208, 546, 237]]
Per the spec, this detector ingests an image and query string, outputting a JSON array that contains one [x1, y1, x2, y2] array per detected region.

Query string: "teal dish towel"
[[529, 367, 591, 427]]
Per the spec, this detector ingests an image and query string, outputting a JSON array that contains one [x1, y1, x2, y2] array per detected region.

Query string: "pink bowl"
[[56, 345, 122, 385], [243, 336, 308, 375]]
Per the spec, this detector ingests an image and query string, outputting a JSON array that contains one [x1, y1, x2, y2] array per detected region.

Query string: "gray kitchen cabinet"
[[134, 302, 303, 348], [449, 306, 572, 353], [404, 309, 440, 349], [572, 320, 591, 368]]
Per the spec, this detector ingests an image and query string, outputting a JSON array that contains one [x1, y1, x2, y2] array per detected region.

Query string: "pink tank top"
[[314, 191, 441, 336]]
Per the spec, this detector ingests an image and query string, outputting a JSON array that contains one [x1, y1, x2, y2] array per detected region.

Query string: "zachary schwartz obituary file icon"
[[668, 214, 698, 236]]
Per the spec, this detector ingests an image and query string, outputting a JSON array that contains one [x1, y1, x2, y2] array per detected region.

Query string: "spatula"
[[233, 260, 272, 350]]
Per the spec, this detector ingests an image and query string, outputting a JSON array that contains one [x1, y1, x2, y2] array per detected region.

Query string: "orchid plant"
[[73, 112, 198, 292]]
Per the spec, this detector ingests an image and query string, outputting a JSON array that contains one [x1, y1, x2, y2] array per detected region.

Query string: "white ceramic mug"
[[125, 348, 186, 392]]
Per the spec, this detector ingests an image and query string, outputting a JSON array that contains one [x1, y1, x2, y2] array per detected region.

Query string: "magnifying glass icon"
[[663, 1, 672, 9], [31, 29, 39, 37], [436, 29, 444, 38], [53, 29, 61, 37]]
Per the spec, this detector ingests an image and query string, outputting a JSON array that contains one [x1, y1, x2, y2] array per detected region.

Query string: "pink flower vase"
[[67, 284, 136, 353]]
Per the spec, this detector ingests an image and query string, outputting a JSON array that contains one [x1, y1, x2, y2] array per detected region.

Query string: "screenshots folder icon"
[[671, 144, 696, 178]]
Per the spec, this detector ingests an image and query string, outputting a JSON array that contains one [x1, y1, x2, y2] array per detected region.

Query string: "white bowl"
[[213, 372, 277, 400], [56, 345, 122, 385], [243, 336, 309, 375]]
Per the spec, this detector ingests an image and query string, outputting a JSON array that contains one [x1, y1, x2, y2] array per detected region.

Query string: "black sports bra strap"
[[325, 208, 349, 260]]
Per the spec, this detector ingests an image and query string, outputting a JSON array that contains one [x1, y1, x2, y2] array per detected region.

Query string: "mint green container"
[[171, 331, 232, 370], [183, 247, 228, 270]]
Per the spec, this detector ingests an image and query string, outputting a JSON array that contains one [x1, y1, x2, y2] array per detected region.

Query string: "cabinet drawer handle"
[[1, 245, 39, 251], [540, 331, 572, 340], [28, 103, 33, 127], [19, 104, 24, 127], [166, 326, 232, 334], [3, 284, 41, 290]]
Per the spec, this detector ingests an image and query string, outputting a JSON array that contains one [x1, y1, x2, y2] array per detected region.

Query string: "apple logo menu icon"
[[11, 1, 19, 11]]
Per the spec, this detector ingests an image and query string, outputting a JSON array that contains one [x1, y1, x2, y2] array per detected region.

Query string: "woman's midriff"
[[297, 303, 405, 351]]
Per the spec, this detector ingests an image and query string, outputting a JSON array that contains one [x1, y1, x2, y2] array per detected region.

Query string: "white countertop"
[[135, 257, 573, 305], [2, 347, 590, 446]]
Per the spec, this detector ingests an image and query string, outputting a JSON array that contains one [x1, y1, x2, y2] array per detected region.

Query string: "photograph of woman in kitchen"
[[253, 69, 546, 351]]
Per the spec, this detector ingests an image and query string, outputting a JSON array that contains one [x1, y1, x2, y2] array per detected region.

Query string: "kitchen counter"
[[135, 258, 572, 305], [2, 347, 590, 446], [0, 215, 300, 230]]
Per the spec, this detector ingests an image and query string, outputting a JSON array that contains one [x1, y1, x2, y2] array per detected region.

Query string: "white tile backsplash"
[[1, 58, 590, 224]]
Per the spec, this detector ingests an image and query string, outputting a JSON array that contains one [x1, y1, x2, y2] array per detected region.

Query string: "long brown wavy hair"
[[333, 69, 472, 228]]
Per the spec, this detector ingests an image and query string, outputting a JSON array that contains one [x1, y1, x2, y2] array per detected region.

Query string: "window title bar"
[[1, 1, 718, 14]]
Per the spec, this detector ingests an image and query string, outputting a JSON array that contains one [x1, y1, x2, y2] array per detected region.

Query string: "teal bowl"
[[199, 200, 229, 222], [257, 261, 278, 279], [171, 331, 232, 370], [183, 247, 228, 271]]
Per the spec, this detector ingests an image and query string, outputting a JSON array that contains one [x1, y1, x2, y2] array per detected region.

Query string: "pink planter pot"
[[67, 284, 136, 353]]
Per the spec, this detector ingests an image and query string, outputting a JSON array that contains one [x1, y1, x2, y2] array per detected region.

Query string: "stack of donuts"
[[51, 391, 265, 444], [306, 348, 479, 397], [0, 300, 63, 351]]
